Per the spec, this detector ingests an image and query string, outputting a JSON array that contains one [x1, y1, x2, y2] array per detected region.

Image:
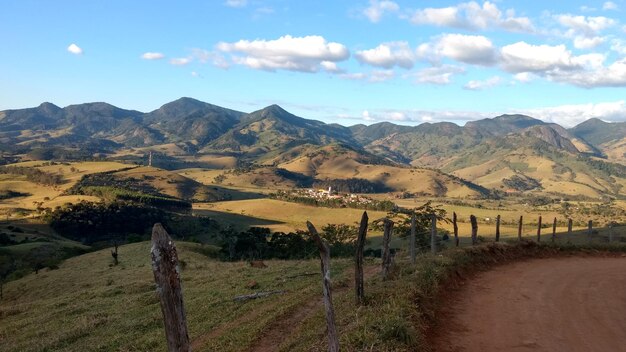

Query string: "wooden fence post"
[[470, 215, 478, 245], [430, 213, 437, 254], [567, 219, 573, 243], [151, 224, 191, 352], [306, 221, 339, 352], [588, 220, 593, 242], [495, 215, 501, 242], [453, 212, 459, 247], [355, 211, 368, 305], [381, 219, 394, 280], [410, 213, 416, 264], [551, 217, 557, 243], [537, 216, 542, 242], [518, 215, 523, 241]]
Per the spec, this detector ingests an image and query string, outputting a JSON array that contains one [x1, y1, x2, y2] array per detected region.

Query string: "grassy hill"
[[0, 241, 358, 352]]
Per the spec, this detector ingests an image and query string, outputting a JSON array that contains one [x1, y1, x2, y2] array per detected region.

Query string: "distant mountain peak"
[[492, 114, 538, 121], [37, 102, 62, 114]]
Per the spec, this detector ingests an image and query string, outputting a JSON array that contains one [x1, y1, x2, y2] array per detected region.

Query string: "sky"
[[1, 0, 626, 127]]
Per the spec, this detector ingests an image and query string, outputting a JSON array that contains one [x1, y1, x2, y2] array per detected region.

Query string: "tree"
[[374, 201, 448, 251]]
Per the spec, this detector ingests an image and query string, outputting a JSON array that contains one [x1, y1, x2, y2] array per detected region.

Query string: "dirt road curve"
[[433, 257, 626, 352]]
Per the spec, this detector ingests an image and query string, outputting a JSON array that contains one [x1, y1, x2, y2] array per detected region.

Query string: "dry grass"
[[0, 162, 132, 213], [0, 241, 354, 352]]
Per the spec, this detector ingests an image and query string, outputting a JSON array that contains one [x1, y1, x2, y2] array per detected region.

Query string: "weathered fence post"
[[518, 215, 523, 241], [567, 219, 573, 243], [111, 241, 119, 265], [410, 213, 416, 264], [551, 217, 557, 243], [306, 221, 339, 352], [355, 211, 368, 305], [470, 215, 478, 245], [495, 215, 501, 242], [537, 216, 542, 242], [430, 213, 437, 254], [151, 224, 191, 352], [453, 212, 459, 247], [381, 219, 394, 280], [588, 220, 593, 242]]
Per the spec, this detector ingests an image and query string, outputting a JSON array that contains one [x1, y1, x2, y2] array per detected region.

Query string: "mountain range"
[[1, 97, 625, 199]]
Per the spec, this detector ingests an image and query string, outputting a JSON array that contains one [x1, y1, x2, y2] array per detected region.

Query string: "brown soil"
[[432, 257, 626, 352]]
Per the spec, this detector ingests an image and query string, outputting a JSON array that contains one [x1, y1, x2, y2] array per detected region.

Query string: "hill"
[[2, 99, 625, 198], [571, 118, 626, 164]]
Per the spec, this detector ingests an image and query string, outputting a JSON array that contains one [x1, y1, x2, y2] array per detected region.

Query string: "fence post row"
[[495, 215, 501, 242], [306, 221, 340, 352], [381, 219, 394, 280], [588, 220, 593, 242], [518, 215, 523, 241], [151, 223, 191, 352], [470, 215, 478, 245], [355, 211, 368, 305], [410, 213, 417, 264], [552, 217, 557, 243], [537, 216, 542, 242], [453, 211, 459, 247]]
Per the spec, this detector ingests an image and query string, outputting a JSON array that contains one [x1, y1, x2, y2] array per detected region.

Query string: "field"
[[0, 241, 372, 352], [0, 161, 133, 216]]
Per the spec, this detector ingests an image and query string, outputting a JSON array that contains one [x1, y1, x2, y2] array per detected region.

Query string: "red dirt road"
[[434, 257, 626, 352]]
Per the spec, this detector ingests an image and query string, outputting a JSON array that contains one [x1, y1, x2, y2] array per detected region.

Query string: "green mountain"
[[143, 97, 243, 146], [203, 104, 356, 161], [1, 98, 625, 197]]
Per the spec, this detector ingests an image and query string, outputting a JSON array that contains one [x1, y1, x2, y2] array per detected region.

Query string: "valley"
[[0, 99, 625, 352]]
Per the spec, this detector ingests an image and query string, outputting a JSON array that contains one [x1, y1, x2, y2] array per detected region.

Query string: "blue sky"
[[1, 0, 626, 127]]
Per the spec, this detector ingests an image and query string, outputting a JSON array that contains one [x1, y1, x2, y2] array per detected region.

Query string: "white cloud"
[[549, 58, 626, 88], [347, 108, 492, 124], [573, 36, 606, 49], [513, 72, 536, 83], [320, 61, 343, 73], [463, 76, 501, 90], [369, 69, 395, 82], [555, 14, 615, 36], [355, 42, 415, 69], [580, 6, 597, 12], [499, 42, 580, 73], [170, 57, 192, 66], [339, 72, 368, 80], [345, 101, 626, 127], [141, 52, 165, 60], [520, 100, 626, 127], [413, 65, 465, 84], [611, 39, 626, 56], [225, 0, 247, 8], [67, 43, 83, 55], [216, 35, 349, 72], [603, 1, 618, 10], [189, 48, 230, 68], [417, 34, 497, 66], [410, 1, 534, 33], [363, 0, 399, 23]]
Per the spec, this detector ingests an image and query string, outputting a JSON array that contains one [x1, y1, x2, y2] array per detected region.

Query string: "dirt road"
[[433, 257, 626, 352]]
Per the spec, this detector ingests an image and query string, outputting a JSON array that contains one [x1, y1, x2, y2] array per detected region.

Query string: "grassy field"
[[0, 241, 360, 352], [0, 161, 133, 215], [2, 238, 625, 352], [194, 199, 390, 233]]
